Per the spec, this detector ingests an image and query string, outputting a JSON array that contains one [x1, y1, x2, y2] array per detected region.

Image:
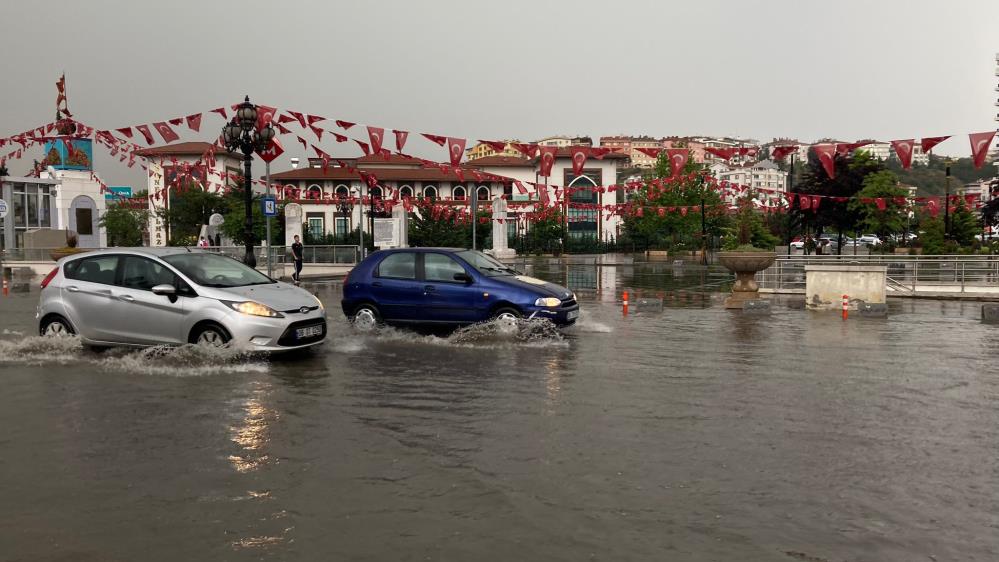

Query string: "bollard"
[[2, 277, 7, 297], [622, 290, 629, 316], [842, 294, 848, 320]]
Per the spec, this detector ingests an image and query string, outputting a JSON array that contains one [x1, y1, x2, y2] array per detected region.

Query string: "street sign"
[[262, 196, 278, 217], [0, 199, 7, 219], [256, 136, 284, 163]]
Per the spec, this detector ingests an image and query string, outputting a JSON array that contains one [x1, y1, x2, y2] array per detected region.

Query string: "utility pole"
[[264, 160, 272, 277], [944, 160, 951, 240]]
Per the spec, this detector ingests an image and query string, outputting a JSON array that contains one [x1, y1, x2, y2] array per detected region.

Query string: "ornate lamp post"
[[221, 96, 275, 267]]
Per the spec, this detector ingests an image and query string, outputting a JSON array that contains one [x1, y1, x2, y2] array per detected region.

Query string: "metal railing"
[[0, 245, 360, 265], [759, 255, 999, 294]]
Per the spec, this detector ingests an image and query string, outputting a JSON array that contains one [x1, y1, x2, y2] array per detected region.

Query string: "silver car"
[[36, 248, 327, 352]]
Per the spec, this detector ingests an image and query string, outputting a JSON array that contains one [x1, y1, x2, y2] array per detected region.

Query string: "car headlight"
[[535, 297, 561, 308], [313, 294, 325, 311], [224, 300, 284, 318]]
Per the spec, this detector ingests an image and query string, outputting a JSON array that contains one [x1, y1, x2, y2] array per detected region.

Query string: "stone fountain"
[[717, 251, 776, 309]]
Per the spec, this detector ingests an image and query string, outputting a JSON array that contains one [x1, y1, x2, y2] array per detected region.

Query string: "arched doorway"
[[69, 195, 100, 248]]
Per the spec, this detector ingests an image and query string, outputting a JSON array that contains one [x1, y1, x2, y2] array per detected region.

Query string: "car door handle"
[[117, 294, 135, 303], [66, 286, 80, 292], [97, 289, 112, 295], [424, 285, 436, 292], [372, 281, 382, 287]]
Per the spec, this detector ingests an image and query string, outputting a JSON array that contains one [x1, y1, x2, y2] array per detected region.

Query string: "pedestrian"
[[291, 235, 304, 283], [198, 236, 210, 248]]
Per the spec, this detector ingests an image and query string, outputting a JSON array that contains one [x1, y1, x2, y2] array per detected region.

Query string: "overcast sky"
[[3, 0, 998, 187]]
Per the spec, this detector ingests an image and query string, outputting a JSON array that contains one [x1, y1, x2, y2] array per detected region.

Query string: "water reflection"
[[228, 381, 278, 473]]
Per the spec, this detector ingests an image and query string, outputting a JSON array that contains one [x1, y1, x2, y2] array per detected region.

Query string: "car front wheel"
[[491, 307, 522, 322], [190, 324, 231, 348]]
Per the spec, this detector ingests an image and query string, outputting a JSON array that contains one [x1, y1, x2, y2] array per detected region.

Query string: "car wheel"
[[190, 324, 230, 348], [352, 304, 381, 331], [492, 307, 522, 322], [40, 316, 74, 337]]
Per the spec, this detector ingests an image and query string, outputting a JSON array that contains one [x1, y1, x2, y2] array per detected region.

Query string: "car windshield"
[[456, 250, 519, 277], [163, 253, 274, 288]]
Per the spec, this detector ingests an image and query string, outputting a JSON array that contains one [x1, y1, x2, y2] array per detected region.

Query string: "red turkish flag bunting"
[[635, 147, 662, 159], [309, 124, 324, 142], [511, 143, 539, 158], [514, 180, 527, 194], [926, 197, 940, 217], [286, 111, 306, 128], [277, 114, 297, 125], [185, 113, 202, 132], [296, 136, 308, 150], [135, 125, 155, 145], [875, 198, 887, 211], [210, 107, 227, 119], [306, 115, 325, 125], [478, 140, 508, 153], [836, 141, 871, 156], [665, 148, 688, 177], [393, 130, 408, 152], [812, 143, 837, 179], [116, 127, 133, 139], [771, 145, 798, 160], [152, 122, 180, 143], [333, 132, 348, 143], [334, 120, 354, 130], [705, 147, 736, 160], [920, 136, 949, 153], [422, 133, 447, 146], [168, 118, 183, 127], [590, 147, 616, 159], [354, 139, 371, 155], [275, 122, 292, 135], [570, 147, 590, 176], [256, 106, 277, 130], [367, 126, 385, 154], [810, 196, 822, 211], [969, 131, 996, 168], [538, 146, 558, 177], [890, 139, 915, 169], [443, 138, 464, 167]]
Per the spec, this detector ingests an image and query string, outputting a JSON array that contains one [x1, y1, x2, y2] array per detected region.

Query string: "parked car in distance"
[[789, 236, 804, 250], [341, 248, 579, 329], [858, 234, 882, 246], [37, 248, 327, 352]]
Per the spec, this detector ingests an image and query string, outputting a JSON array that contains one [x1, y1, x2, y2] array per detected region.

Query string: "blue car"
[[341, 248, 579, 329]]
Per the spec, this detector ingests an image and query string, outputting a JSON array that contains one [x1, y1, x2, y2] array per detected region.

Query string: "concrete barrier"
[[983, 304, 999, 324], [805, 264, 887, 310]]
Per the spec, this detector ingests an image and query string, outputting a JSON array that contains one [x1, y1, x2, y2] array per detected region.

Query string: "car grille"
[[282, 305, 320, 314], [277, 319, 327, 346]]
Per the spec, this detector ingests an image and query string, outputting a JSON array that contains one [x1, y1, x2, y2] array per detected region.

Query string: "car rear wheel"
[[40, 316, 74, 337], [352, 304, 381, 331], [190, 324, 230, 348]]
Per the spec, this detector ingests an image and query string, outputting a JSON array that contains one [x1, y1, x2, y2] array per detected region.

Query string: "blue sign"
[[105, 186, 132, 202], [262, 196, 278, 217], [41, 138, 93, 171]]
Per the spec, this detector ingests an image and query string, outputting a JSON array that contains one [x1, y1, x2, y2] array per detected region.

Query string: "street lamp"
[[221, 95, 275, 267]]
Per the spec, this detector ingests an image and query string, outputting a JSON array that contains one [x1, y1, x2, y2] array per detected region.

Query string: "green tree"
[[948, 199, 980, 247], [848, 170, 907, 244], [919, 216, 946, 255], [219, 184, 284, 246], [159, 183, 225, 245], [407, 204, 489, 249], [100, 202, 148, 247], [622, 150, 729, 251], [797, 150, 884, 251]]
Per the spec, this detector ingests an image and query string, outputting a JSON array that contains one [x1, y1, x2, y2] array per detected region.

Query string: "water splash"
[[0, 336, 84, 365], [348, 318, 567, 349]]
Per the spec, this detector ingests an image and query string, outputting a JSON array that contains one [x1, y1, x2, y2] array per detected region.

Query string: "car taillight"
[[343, 272, 350, 285], [40, 268, 59, 289]]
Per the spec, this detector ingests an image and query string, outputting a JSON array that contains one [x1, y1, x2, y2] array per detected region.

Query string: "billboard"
[[105, 186, 132, 202], [41, 138, 93, 171]]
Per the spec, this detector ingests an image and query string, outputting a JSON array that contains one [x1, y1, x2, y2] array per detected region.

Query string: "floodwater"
[[1, 261, 997, 561]]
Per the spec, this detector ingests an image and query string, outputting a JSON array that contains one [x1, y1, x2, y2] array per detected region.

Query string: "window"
[[399, 185, 414, 198], [64, 255, 119, 285], [476, 186, 490, 201], [424, 253, 467, 283], [335, 185, 350, 199], [370, 186, 382, 200], [307, 185, 322, 200], [120, 256, 176, 291], [376, 252, 416, 279], [452, 185, 466, 200], [75, 208, 94, 235], [423, 185, 438, 200], [163, 253, 273, 288], [306, 213, 325, 239], [335, 217, 350, 236]]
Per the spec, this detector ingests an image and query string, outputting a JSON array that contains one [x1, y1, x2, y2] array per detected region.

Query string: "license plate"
[[567, 310, 579, 320], [295, 325, 323, 339]]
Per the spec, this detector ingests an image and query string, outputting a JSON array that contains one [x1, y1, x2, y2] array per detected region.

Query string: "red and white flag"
[[393, 130, 409, 152], [665, 148, 688, 177], [185, 113, 202, 132], [836, 141, 871, 156], [334, 119, 354, 130], [367, 126, 385, 154], [920, 136, 949, 153], [286, 111, 306, 128], [812, 143, 837, 179], [705, 147, 736, 160], [116, 127, 133, 139], [538, 146, 557, 177], [256, 105, 277, 130], [771, 145, 798, 160], [152, 122, 180, 143], [926, 197, 940, 217], [890, 139, 915, 169], [511, 143, 539, 158], [514, 180, 527, 194], [969, 131, 997, 169], [135, 124, 155, 145], [422, 133, 447, 146], [635, 147, 663, 159], [309, 124, 324, 142], [447, 137, 466, 166], [478, 140, 509, 154], [570, 147, 590, 176]]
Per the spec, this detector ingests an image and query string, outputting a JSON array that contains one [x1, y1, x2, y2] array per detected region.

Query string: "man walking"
[[291, 235, 304, 283]]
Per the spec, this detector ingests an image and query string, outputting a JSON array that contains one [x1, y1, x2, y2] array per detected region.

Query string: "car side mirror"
[[152, 284, 177, 296], [453, 272, 473, 284]]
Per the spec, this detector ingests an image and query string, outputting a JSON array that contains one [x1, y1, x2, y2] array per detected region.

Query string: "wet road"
[[1, 263, 997, 561]]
